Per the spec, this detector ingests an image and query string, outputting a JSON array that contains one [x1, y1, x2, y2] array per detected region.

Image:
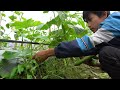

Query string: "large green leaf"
[[2, 51, 19, 60], [0, 58, 18, 78], [37, 15, 62, 30], [36, 23, 49, 30], [10, 19, 42, 29], [33, 21, 42, 26]]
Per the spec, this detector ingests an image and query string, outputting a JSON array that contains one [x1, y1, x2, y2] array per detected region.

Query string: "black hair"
[[83, 11, 110, 22]]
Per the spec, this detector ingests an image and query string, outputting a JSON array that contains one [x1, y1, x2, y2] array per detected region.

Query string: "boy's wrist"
[[47, 48, 55, 57]]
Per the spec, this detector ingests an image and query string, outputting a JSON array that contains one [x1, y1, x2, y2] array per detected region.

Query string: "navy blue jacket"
[[54, 12, 120, 58]]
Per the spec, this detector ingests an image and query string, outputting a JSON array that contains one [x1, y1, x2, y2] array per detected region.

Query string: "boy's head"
[[83, 11, 110, 32]]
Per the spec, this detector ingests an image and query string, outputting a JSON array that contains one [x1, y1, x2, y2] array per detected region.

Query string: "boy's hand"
[[32, 48, 55, 63], [84, 59, 101, 67]]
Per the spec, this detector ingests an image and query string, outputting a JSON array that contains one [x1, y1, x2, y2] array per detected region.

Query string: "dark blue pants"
[[99, 46, 120, 79]]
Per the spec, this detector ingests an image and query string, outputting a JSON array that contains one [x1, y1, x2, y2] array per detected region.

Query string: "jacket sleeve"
[[54, 35, 96, 58]]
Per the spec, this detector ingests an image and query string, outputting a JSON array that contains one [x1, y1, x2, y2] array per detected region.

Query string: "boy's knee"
[[99, 46, 112, 58], [98, 46, 119, 69], [99, 46, 120, 70]]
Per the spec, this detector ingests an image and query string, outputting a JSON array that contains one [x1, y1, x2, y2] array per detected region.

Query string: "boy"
[[33, 11, 120, 79]]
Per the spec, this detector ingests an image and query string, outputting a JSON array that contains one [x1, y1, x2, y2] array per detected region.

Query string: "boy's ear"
[[103, 11, 108, 18]]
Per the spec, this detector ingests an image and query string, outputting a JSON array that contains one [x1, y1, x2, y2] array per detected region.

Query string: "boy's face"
[[87, 13, 107, 33]]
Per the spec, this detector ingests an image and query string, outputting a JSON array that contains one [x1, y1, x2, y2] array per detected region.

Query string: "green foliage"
[[14, 11, 22, 15], [43, 11, 49, 13], [0, 26, 4, 30], [0, 48, 39, 79], [9, 15, 17, 21], [6, 23, 10, 29], [1, 13, 6, 17], [41, 11, 91, 47]]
